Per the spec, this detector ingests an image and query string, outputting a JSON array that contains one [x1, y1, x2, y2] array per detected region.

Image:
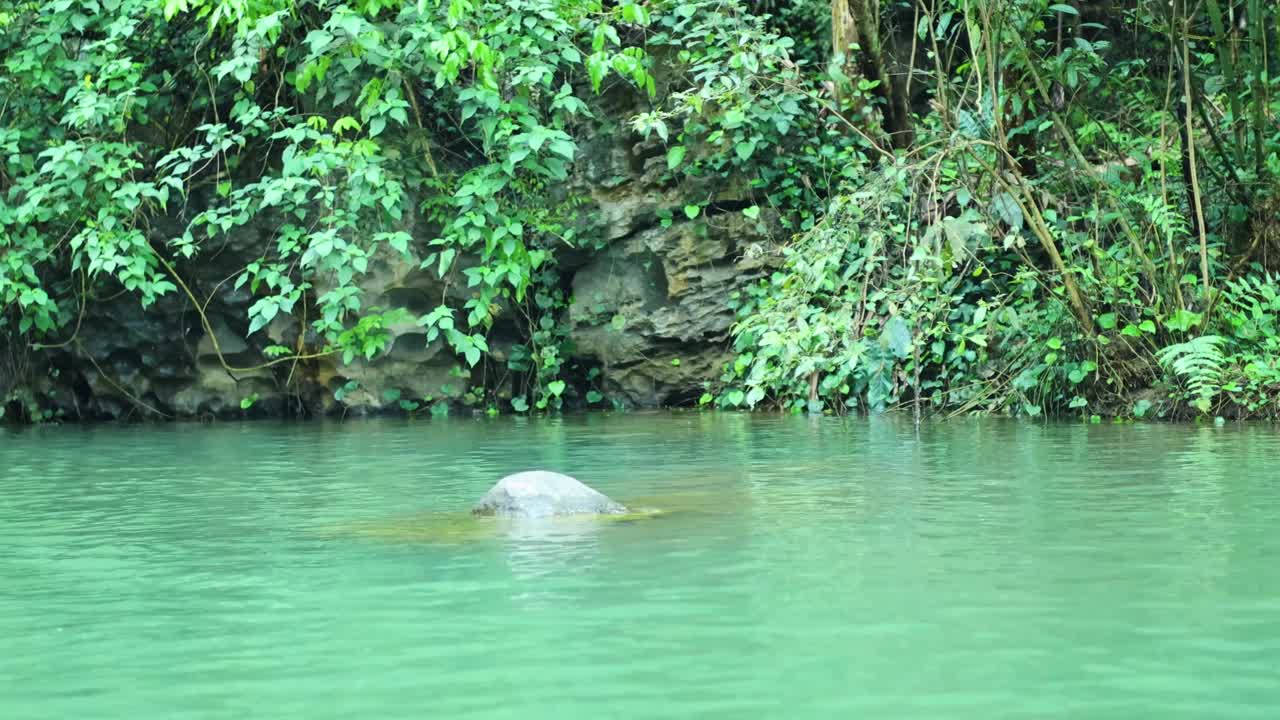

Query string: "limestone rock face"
[[565, 132, 779, 407], [23, 203, 470, 421], [16, 94, 780, 421], [473, 471, 627, 519]]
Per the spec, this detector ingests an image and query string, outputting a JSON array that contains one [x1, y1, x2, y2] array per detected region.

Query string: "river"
[[2, 413, 1279, 718]]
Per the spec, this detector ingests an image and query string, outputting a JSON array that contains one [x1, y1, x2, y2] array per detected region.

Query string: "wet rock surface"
[[473, 471, 628, 519], [19, 109, 780, 421]]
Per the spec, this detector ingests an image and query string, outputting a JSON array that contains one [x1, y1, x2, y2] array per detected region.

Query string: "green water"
[[3, 413, 1280, 718]]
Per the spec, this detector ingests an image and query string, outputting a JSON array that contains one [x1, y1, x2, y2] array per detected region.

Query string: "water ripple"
[[3, 415, 1280, 719]]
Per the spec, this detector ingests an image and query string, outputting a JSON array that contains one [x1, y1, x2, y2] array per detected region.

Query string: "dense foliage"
[[719, 0, 1280, 421], [2, 0, 1279, 421], [1, 0, 662, 417]]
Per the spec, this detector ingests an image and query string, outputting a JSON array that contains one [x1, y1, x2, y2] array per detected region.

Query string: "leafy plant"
[[1156, 336, 1226, 413]]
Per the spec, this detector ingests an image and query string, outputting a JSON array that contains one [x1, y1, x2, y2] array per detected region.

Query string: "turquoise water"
[[3, 413, 1280, 718]]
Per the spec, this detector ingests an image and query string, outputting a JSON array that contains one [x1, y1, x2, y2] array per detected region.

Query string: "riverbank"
[[5, 1, 1280, 426]]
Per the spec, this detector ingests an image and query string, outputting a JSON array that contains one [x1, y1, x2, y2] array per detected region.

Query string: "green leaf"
[[1165, 309, 1202, 332], [742, 206, 761, 220], [511, 397, 529, 412], [334, 380, 358, 401], [722, 109, 746, 129], [586, 53, 608, 93], [548, 138, 576, 160], [438, 248, 456, 276], [683, 204, 700, 220], [547, 380, 566, 397], [991, 192, 1023, 230], [698, 392, 713, 405], [1048, 3, 1079, 15], [1121, 324, 1142, 337], [666, 145, 686, 170], [586, 390, 604, 403], [1139, 320, 1157, 334], [248, 299, 279, 335], [333, 116, 361, 135], [1097, 313, 1117, 330], [956, 108, 987, 138], [880, 316, 913, 358]]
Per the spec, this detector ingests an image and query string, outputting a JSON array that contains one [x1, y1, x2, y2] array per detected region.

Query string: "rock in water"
[[473, 471, 627, 518]]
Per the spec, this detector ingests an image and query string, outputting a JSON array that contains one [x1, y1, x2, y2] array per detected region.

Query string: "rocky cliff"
[[9, 126, 779, 422]]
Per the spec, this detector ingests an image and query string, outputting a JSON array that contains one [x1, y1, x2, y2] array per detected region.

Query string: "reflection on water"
[[496, 518, 606, 604], [3, 413, 1280, 719]]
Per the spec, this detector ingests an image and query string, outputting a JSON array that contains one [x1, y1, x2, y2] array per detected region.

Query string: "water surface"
[[3, 413, 1279, 718]]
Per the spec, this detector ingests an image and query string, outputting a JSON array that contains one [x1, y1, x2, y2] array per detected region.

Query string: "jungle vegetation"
[[2, 0, 1279, 421]]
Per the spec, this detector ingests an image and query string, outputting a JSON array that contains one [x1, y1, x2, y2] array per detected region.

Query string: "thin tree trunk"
[[1181, 16, 1213, 300], [831, 0, 912, 146], [1203, 0, 1247, 166], [1246, 0, 1267, 176]]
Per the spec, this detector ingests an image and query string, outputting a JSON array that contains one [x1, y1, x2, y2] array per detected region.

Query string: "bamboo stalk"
[[1181, 17, 1213, 300], [1203, 0, 1247, 165], [1246, 0, 1267, 175]]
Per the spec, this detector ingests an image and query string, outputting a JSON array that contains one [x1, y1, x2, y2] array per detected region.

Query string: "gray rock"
[[473, 471, 627, 518], [18, 87, 784, 422], [566, 211, 779, 407]]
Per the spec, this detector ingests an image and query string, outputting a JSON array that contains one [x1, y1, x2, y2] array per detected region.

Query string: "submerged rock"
[[473, 471, 627, 519]]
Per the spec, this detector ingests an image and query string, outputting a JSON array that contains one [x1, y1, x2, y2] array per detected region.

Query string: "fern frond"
[[1133, 195, 1189, 244], [1156, 335, 1226, 410], [1223, 272, 1280, 321]]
